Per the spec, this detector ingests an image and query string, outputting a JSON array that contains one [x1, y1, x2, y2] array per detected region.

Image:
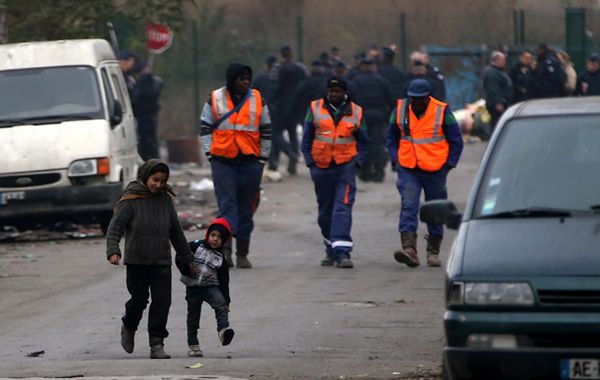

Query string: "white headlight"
[[68, 159, 98, 177], [464, 282, 534, 305]]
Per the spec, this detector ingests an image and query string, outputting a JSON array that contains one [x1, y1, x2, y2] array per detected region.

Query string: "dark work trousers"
[[185, 286, 229, 346], [211, 159, 263, 240], [268, 108, 297, 170], [137, 115, 160, 161], [485, 104, 503, 135], [362, 110, 388, 180], [310, 161, 357, 261], [122, 265, 172, 341], [396, 166, 449, 236]]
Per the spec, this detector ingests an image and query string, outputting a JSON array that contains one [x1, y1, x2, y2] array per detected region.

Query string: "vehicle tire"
[[98, 211, 113, 235]]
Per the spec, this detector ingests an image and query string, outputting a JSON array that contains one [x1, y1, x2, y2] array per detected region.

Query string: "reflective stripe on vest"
[[211, 87, 260, 131], [396, 97, 449, 171], [210, 87, 262, 158], [310, 99, 361, 168]]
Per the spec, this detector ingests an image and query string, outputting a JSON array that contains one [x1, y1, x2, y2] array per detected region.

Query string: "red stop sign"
[[146, 23, 173, 54]]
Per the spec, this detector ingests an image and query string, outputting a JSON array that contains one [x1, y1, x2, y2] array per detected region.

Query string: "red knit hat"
[[205, 218, 231, 247]]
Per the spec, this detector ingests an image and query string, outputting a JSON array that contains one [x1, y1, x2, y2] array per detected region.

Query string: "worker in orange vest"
[[386, 79, 463, 268], [301, 78, 369, 268], [198, 63, 272, 269]]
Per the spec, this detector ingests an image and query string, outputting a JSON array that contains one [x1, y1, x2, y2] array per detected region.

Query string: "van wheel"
[[98, 211, 113, 235]]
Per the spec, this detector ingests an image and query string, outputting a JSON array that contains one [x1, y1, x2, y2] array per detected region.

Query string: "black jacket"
[[350, 71, 395, 112], [483, 65, 513, 107], [510, 63, 534, 103], [378, 64, 407, 99], [132, 73, 163, 119], [531, 53, 566, 98], [576, 70, 600, 96], [292, 73, 328, 122]]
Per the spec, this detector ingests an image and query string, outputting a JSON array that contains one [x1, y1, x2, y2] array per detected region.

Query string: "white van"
[[0, 39, 139, 233]]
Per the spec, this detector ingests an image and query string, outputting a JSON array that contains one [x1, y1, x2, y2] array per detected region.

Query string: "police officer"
[[379, 47, 407, 99], [301, 78, 369, 268], [531, 44, 566, 98], [131, 61, 163, 161], [198, 63, 272, 269], [271, 46, 308, 175], [386, 79, 463, 268], [351, 57, 395, 182], [423, 52, 447, 102], [292, 60, 328, 125], [510, 50, 534, 103]]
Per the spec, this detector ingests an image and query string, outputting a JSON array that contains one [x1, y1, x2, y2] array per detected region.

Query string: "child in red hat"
[[177, 218, 234, 357]]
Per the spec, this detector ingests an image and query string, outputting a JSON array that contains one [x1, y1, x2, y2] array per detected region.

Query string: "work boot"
[[149, 337, 171, 359], [394, 232, 420, 268], [120, 323, 135, 354], [425, 234, 443, 267], [235, 239, 252, 268], [336, 257, 354, 269], [321, 255, 335, 266], [222, 239, 234, 268]]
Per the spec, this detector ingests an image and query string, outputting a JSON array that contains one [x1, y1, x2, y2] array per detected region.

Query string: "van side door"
[[100, 64, 138, 184]]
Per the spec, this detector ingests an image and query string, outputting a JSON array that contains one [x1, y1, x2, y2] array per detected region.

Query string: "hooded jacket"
[[198, 63, 272, 164], [176, 218, 231, 304], [106, 159, 193, 266]]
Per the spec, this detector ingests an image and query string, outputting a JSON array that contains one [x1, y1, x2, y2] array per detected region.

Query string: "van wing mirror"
[[110, 99, 123, 127], [419, 200, 463, 230]]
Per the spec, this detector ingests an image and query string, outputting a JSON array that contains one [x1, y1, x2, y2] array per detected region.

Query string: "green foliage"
[[6, 0, 116, 41], [4, 0, 193, 45]]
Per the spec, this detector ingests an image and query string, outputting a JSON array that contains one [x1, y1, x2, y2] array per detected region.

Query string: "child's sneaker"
[[218, 327, 235, 346], [187, 344, 203, 357]]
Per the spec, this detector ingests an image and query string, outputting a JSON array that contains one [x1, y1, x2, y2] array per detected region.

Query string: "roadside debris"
[[185, 362, 203, 369], [26, 350, 45, 357], [0, 224, 102, 242], [189, 178, 214, 191]]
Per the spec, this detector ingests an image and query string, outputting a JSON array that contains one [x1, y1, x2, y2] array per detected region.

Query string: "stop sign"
[[146, 23, 173, 54]]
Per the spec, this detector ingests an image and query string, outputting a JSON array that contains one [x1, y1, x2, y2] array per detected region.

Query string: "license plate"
[[562, 359, 600, 379], [0, 191, 26, 205]]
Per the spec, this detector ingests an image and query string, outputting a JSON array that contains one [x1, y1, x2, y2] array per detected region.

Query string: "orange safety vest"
[[310, 99, 362, 169], [396, 97, 449, 172], [210, 87, 262, 158]]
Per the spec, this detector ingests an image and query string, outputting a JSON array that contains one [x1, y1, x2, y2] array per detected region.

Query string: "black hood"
[[226, 63, 252, 93]]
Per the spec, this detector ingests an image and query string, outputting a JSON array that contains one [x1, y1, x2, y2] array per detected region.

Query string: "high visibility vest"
[[310, 99, 362, 169], [396, 97, 449, 172], [210, 87, 262, 158]]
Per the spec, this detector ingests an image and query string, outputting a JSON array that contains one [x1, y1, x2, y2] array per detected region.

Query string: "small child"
[[176, 218, 235, 357]]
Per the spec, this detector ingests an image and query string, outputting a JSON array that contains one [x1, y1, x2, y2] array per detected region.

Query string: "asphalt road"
[[0, 142, 486, 380]]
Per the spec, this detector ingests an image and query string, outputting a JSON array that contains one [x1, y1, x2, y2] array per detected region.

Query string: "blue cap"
[[407, 79, 431, 97]]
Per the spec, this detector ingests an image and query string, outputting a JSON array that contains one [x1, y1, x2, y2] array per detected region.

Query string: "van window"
[[101, 69, 115, 111], [0, 66, 103, 122], [110, 71, 129, 113], [474, 115, 600, 217]]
